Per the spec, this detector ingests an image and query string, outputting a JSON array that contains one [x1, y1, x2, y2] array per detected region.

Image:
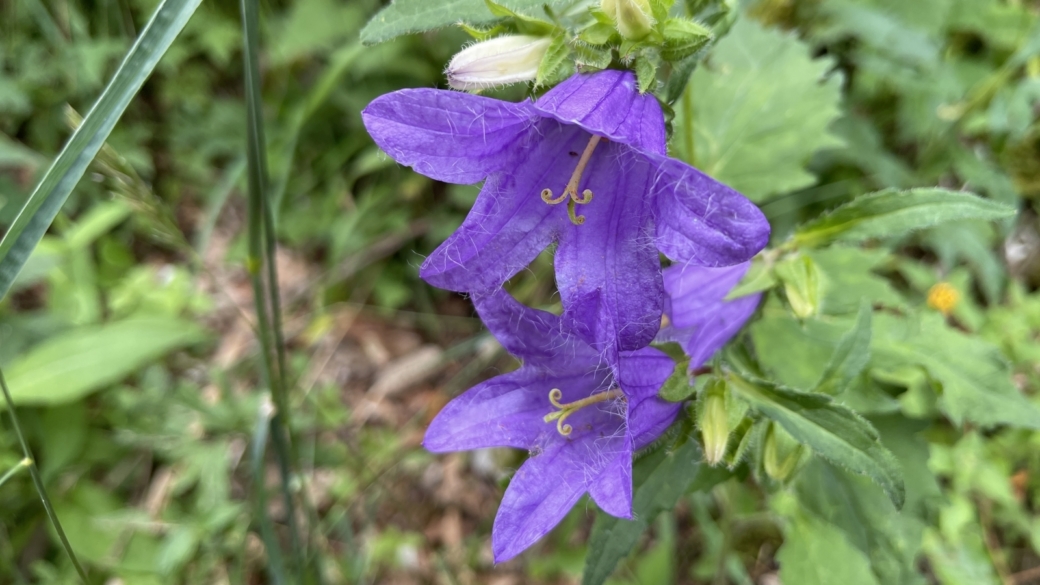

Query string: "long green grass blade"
[[0, 0, 202, 302]]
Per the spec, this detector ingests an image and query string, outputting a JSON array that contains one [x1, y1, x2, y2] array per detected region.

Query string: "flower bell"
[[446, 35, 551, 90], [601, 0, 655, 41]]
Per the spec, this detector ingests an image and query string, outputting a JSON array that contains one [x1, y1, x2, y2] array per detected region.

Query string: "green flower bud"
[[601, 0, 655, 41], [447, 35, 552, 91], [762, 423, 807, 482], [774, 254, 822, 319], [698, 379, 730, 465]]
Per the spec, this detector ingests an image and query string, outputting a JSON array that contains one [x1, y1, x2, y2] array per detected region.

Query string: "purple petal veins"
[[361, 69, 770, 356], [423, 289, 680, 562], [657, 262, 763, 368]]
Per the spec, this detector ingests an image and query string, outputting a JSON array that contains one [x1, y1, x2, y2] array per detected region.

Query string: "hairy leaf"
[[794, 188, 1016, 248], [728, 375, 905, 508], [360, 0, 567, 44]]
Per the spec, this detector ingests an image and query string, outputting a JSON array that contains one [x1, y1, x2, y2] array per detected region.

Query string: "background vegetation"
[[1, 0, 1040, 583]]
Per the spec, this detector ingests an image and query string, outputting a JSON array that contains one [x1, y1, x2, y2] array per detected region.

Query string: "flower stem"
[[0, 369, 88, 582]]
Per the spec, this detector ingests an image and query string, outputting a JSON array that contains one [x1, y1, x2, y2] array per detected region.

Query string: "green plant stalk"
[[251, 399, 288, 585], [0, 458, 30, 490], [239, 0, 309, 578], [0, 370, 88, 582]]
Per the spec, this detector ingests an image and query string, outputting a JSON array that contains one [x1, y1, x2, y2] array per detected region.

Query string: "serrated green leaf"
[[582, 437, 728, 585], [0, 0, 203, 303], [3, 318, 207, 407], [360, 0, 566, 44], [794, 188, 1017, 248], [815, 301, 872, 396], [673, 18, 844, 201], [872, 312, 1040, 429], [728, 374, 905, 508]]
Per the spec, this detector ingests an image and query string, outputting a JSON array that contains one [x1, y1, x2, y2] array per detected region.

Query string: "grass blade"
[[0, 0, 202, 301], [0, 370, 88, 582]]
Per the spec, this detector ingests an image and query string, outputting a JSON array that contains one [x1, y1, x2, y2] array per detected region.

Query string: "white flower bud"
[[601, 0, 655, 41], [447, 35, 552, 91]]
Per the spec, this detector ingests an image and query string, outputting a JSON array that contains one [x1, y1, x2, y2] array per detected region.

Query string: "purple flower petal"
[[419, 120, 584, 291], [651, 154, 771, 266], [471, 288, 599, 368], [424, 367, 602, 452], [362, 89, 534, 184], [556, 145, 663, 355], [617, 347, 683, 447], [657, 263, 762, 368], [493, 393, 628, 562], [533, 70, 666, 155], [588, 452, 633, 519]]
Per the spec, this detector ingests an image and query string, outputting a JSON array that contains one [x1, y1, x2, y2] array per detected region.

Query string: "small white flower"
[[447, 35, 552, 91]]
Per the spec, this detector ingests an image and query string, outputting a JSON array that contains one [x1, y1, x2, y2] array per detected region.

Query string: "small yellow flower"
[[927, 282, 959, 316]]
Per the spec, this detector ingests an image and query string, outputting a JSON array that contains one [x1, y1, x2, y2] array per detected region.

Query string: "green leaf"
[[360, 0, 565, 44], [872, 312, 1040, 429], [673, 18, 844, 201], [657, 359, 694, 402], [750, 298, 851, 389], [793, 460, 927, 585], [660, 17, 712, 61], [776, 506, 882, 585], [793, 188, 1017, 248], [725, 256, 778, 299], [815, 301, 872, 396], [3, 318, 206, 407], [806, 247, 906, 315], [0, 0, 202, 303], [583, 437, 727, 585], [728, 374, 905, 509]]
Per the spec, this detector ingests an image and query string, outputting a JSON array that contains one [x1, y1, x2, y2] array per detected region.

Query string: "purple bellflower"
[[424, 287, 681, 562], [362, 70, 770, 357], [656, 261, 762, 368]]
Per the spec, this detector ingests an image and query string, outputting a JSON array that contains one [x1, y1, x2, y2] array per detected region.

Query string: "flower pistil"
[[540, 134, 604, 225], [543, 387, 624, 436]]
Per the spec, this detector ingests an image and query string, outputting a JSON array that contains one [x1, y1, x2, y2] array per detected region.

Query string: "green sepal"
[[573, 42, 613, 69], [536, 31, 571, 87], [657, 358, 694, 402], [635, 55, 659, 93], [580, 21, 618, 46], [661, 17, 713, 61]]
